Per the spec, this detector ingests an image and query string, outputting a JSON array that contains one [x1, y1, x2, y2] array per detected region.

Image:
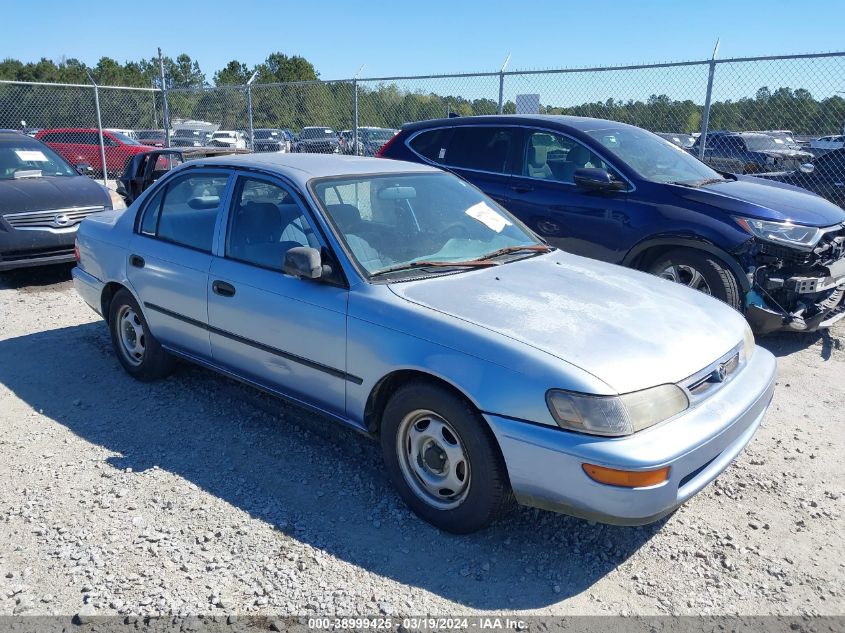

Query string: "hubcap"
[[396, 410, 470, 510], [117, 305, 146, 366], [659, 264, 712, 295]]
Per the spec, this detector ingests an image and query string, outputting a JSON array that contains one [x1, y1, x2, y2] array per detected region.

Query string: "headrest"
[[327, 203, 362, 232], [528, 145, 548, 168]]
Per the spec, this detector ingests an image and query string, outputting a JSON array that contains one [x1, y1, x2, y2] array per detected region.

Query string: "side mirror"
[[75, 163, 93, 175], [283, 246, 324, 279], [573, 167, 626, 191], [799, 163, 815, 174]]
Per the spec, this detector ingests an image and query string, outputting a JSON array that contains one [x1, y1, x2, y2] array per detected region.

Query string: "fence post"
[[698, 39, 720, 160], [352, 79, 359, 156], [158, 48, 171, 148], [246, 71, 259, 151], [497, 53, 511, 115], [86, 71, 108, 186]]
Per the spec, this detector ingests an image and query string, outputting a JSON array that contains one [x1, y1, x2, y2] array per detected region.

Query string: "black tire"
[[108, 289, 174, 381], [647, 248, 742, 311], [380, 381, 514, 534]]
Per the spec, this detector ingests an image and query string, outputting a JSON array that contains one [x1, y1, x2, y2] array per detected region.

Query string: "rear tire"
[[108, 289, 174, 381], [380, 381, 514, 534], [647, 248, 742, 311]]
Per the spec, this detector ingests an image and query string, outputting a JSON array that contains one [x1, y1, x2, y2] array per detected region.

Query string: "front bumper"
[[485, 347, 777, 525], [0, 225, 78, 271]]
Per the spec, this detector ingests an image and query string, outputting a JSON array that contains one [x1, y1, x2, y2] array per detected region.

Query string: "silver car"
[[72, 154, 777, 534]]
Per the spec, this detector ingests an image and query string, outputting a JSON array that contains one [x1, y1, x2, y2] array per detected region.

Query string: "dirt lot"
[[0, 264, 842, 619]]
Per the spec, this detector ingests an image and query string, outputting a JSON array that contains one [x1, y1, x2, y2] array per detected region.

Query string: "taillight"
[[74, 239, 80, 263], [375, 131, 400, 157]]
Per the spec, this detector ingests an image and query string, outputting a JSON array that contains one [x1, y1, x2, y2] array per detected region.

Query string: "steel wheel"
[[396, 409, 471, 510], [659, 264, 712, 295], [117, 305, 146, 366]]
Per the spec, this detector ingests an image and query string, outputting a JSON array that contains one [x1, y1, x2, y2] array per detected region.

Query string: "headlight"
[[734, 216, 823, 251], [108, 188, 126, 211], [742, 323, 755, 362], [546, 385, 689, 437]]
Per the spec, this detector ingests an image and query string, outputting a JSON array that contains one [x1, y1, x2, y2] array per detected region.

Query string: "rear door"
[[503, 128, 631, 262], [207, 173, 349, 416], [127, 169, 233, 359], [407, 125, 519, 206]]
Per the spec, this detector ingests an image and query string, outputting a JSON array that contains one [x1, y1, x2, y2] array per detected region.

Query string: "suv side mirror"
[[75, 163, 93, 175], [283, 246, 324, 279], [573, 167, 626, 191]]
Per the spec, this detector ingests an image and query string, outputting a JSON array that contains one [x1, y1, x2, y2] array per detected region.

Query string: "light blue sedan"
[[72, 154, 777, 533]]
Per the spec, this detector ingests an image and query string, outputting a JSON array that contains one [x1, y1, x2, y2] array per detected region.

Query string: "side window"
[[523, 131, 614, 184], [226, 177, 320, 271], [440, 127, 515, 174], [151, 173, 228, 252], [408, 128, 453, 162]]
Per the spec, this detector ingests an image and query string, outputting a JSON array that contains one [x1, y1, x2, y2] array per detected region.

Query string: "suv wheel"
[[380, 381, 514, 534], [648, 248, 742, 310]]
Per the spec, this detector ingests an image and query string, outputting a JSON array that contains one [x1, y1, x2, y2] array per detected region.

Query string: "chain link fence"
[[2, 51, 844, 204]]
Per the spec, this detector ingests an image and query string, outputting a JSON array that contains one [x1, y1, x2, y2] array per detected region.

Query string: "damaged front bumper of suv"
[[741, 223, 845, 334]]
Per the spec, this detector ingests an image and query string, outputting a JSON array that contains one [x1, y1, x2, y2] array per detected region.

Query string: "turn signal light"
[[74, 239, 80, 263], [582, 463, 670, 488]]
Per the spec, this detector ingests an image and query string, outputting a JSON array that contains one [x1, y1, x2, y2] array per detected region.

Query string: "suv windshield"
[[363, 129, 396, 142], [0, 141, 76, 179], [110, 132, 141, 145], [311, 172, 543, 277], [586, 126, 722, 185], [254, 130, 279, 139], [302, 128, 335, 139], [174, 129, 211, 139], [744, 135, 789, 151]]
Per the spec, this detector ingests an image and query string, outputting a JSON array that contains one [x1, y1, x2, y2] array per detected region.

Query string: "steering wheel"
[[439, 222, 471, 241]]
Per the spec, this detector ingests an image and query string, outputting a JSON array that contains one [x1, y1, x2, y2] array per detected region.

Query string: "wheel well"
[[364, 370, 476, 436], [628, 244, 675, 271], [100, 282, 129, 324]]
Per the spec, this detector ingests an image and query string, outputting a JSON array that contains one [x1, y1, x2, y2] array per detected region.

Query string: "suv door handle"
[[129, 254, 145, 268], [510, 184, 534, 194], [212, 280, 236, 298]]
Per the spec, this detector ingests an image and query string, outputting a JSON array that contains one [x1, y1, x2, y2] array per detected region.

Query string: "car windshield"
[[254, 130, 278, 139], [174, 129, 210, 138], [137, 130, 163, 139], [302, 128, 335, 139], [744, 135, 788, 151], [110, 131, 141, 145], [311, 172, 543, 277], [586, 126, 723, 185], [0, 142, 77, 179]]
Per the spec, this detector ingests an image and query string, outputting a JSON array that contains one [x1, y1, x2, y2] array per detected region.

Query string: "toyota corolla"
[[72, 154, 777, 533]]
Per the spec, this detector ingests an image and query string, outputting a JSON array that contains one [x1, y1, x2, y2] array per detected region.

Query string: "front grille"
[[3, 206, 105, 231], [680, 344, 745, 405]]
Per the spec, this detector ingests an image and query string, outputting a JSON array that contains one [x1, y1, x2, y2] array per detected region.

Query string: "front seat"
[[230, 202, 297, 269], [326, 203, 393, 272], [559, 144, 594, 183], [526, 145, 552, 179]]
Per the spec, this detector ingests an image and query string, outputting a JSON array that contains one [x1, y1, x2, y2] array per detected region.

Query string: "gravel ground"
[[0, 264, 842, 619]]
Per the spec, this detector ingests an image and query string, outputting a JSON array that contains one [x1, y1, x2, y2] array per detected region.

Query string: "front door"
[[207, 174, 349, 417], [504, 128, 630, 262]]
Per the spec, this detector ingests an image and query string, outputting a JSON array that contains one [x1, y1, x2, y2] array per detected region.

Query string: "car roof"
[[400, 114, 642, 133], [183, 153, 439, 188], [0, 131, 44, 145]]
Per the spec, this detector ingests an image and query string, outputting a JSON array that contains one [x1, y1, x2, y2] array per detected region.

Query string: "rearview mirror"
[[283, 246, 324, 279], [573, 168, 626, 191], [799, 163, 815, 174], [75, 163, 93, 175]]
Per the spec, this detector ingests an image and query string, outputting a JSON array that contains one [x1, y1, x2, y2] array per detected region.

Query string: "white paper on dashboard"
[[465, 201, 512, 233], [15, 150, 48, 162]]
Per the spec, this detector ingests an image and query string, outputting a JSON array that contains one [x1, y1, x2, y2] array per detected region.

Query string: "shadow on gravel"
[[0, 263, 74, 291], [0, 323, 663, 609], [757, 328, 842, 361]]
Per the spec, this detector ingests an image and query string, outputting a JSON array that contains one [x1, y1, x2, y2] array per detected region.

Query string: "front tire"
[[647, 248, 742, 311], [380, 381, 513, 534], [108, 289, 174, 381]]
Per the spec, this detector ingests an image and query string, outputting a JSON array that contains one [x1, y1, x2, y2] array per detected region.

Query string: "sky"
[[3, 0, 845, 80]]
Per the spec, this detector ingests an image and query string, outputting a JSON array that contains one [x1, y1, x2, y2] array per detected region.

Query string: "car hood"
[[388, 252, 748, 394], [670, 177, 845, 226], [0, 176, 110, 215]]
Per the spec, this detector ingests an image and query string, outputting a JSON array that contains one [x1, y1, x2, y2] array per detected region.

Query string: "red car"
[[35, 128, 150, 176]]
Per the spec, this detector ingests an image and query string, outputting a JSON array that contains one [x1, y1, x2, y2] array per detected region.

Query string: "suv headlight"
[[734, 216, 823, 251], [546, 385, 689, 437]]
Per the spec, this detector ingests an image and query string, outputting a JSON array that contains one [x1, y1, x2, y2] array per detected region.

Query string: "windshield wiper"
[[476, 244, 553, 261], [370, 259, 499, 278], [668, 177, 728, 188]]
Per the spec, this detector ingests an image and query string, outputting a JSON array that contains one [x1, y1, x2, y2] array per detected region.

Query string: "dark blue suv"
[[379, 115, 845, 334]]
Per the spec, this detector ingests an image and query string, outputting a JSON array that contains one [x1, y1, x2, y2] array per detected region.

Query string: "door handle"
[[510, 184, 534, 194], [129, 254, 145, 268], [212, 280, 236, 298]]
